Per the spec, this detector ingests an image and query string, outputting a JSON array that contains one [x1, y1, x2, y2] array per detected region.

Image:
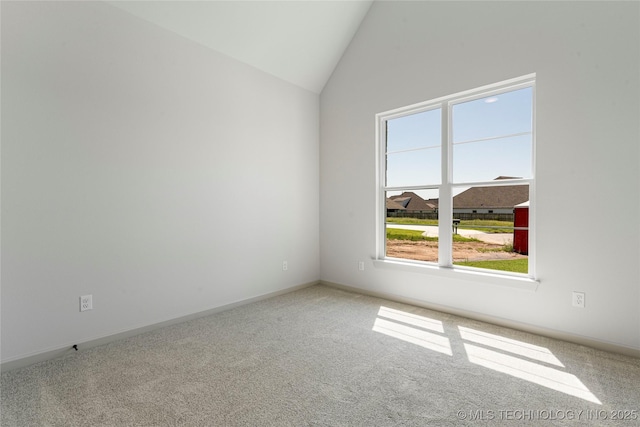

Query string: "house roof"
[[453, 184, 529, 209], [389, 192, 436, 211], [425, 199, 439, 209], [386, 199, 406, 210], [494, 176, 521, 180]]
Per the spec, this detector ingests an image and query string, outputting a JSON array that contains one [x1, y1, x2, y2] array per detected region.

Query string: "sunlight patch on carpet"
[[371, 306, 601, 404], [372, 307, 452, 355], [463, 343, 601, 404], [458, 326, 564, 367], [377, 306, 445, 333]]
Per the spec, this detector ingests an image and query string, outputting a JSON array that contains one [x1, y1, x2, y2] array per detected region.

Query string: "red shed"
[[513, 201, 529, 255]]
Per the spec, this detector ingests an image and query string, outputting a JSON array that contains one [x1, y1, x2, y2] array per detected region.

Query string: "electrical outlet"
[[358, 261, 365, 271], [282, 261, 288, 271], [572, 292, 585, 308], [80, 295, 93, 312]]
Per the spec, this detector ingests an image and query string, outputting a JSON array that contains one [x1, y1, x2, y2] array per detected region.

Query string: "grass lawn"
[[386, 229, 436, 241], [386, 229, 480, 243], [454, 258, 528, 273], [386, 218, 438, 226], [387, 217, 514, 233]]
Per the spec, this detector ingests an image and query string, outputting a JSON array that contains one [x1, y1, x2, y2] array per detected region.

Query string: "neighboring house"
[[389, 192, 437, 213], [387, 179, 527, 218], [453, 176, 529, 215], [386, 198, 406, 213]]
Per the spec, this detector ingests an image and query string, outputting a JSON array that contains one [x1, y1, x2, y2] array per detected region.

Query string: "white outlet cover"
[[572, 292, 585, 308], [80, 295, 93, 312]]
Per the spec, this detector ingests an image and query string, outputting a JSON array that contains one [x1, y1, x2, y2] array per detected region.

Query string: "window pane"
[[452, 87, 532, 183], [386, 148, 441, 187], [452, 87, 532, 143], [385, 189, 439, 263], [452, 134, 532, 183], [451, 184, 529, 274], [387, 108, 441, 152], [386, 108, 441, 186]]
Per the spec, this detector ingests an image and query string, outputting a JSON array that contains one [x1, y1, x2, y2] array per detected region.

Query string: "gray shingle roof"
[[453, 184, 529, 209], [389, 192, 436, 211], [386, 199, 406, 210]]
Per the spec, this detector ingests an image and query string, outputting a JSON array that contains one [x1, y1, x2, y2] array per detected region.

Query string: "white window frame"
[[375, 74, 536, 282]]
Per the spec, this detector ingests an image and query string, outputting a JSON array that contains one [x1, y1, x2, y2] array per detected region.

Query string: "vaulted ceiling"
[[107, 1, 373, 93]]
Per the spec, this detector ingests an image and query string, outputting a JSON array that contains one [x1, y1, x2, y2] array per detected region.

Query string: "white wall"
[[320, 1, 640, 351], [1, 1, 319, 363], [3, 1, 638, 366]]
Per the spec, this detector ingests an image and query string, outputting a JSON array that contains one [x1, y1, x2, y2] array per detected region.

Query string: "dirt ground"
[[387, 240, 528, 263]]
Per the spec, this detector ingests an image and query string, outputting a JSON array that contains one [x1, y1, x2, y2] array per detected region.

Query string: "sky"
[[386, 86, 533, 199]]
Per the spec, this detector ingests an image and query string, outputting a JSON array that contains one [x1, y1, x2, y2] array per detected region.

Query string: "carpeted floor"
[[2, 284, 639, 426]]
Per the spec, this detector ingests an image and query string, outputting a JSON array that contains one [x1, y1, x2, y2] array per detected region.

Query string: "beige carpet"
[[2, 285, 639, 426]]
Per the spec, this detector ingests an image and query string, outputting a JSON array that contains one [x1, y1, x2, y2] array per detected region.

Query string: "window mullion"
[[438, 102, 453, 268], [376, 117, 387, 259]]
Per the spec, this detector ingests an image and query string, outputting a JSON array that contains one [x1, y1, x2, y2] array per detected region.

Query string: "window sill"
[[372, 258, 539, 292]]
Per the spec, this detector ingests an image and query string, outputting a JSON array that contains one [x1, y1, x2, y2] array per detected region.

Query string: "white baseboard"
[[1, 281, 318, 372], [320, 280, 640, 359]]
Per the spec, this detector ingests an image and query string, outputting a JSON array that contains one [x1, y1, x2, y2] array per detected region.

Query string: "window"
[[377, 75, 535, 278]]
